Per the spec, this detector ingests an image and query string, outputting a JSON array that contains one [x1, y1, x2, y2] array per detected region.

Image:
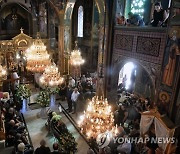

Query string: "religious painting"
[[170, 0, 180, 25], [157, 91, 171, 115], [64, 3, 74, 25], [64, 26, 70, 51], [16, 50, 26, 77], [39, 2, 47, 37], [171, 8, 180, 25], [3, 6, 28, 31], [162, 30, 180, 87], [6, 52, 17, 72], [0, 53, 5, 66]]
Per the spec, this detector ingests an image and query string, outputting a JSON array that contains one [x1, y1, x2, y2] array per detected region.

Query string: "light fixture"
[[131, 0, 146, 17], [78, 96, 118, 139], [0, 64, 7, 80], [25, 33, 51, 73], [70, 41, 85, 66], [39, 63, 64, 88]]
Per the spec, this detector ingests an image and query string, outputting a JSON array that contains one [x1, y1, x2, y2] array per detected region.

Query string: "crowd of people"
[[0, 98, 33, 154], [34, 140, 62, 154], [0, 71, 164, 154], [86, 85, 155, 154], [0, 93, 76, 154], [59, 73, 97, 114], [116, 2, 169, 27], [56, 72, 159, 154]]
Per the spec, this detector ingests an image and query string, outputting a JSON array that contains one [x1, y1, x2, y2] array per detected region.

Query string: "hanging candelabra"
[[78, 96, 118, 139], [39, 63, 64, 88], [70, 41, 85, 66], [25, 33, 51, 73]]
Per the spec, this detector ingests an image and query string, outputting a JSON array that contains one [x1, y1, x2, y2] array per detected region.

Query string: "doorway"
[[118, 62, 137, 92], [118, 61, 154, 99]]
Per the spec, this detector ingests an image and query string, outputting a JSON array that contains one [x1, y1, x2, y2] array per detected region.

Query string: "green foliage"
[[50, 112, 77, 153], [16, 84, 31, 101], [51, 112, 62, 121], [47, 87, 60, 95], [36, 89, 50, 107], [58, 131, 77, 153]]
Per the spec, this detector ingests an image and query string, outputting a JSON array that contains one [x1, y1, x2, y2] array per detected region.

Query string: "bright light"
[[131, 0, 145, 18], [119, 62, 136, 90], [16, 54, 20, 59]]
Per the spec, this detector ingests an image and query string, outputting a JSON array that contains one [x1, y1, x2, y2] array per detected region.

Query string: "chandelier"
[[26, 34, 51, 73], [78, 96, 117, 139], [70, 41, 85, 66], [39, 63, 64, 88], [0, 64, 7, 80]]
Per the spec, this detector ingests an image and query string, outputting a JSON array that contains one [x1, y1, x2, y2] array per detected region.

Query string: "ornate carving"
[[136, 36, 161, 57], [115, 34, 133, 51]]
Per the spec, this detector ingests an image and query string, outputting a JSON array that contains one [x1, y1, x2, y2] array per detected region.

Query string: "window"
[[131, 0, 146, 18], [77, 6, 83, 37]]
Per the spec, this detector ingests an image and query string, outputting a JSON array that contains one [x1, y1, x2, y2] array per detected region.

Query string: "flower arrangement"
[[47, 87, 60, 95], [54, 121, 77, 153], [58, 131, 77, 153], [36, 90, 50, 107], [15, 84, 31, 101], [50, 112, 77, 153], [51, 112, 62, 121]]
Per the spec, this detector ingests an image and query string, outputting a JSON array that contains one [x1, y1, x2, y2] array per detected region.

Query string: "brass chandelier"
[[39, 63, 64, 88], [78, 96, 118, 139], [26, 34, 51, 73], [70, 41, 85, 66]]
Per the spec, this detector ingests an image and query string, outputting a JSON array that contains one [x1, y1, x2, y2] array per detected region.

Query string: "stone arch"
[[44, 0, 108, 74], [0, 2, 33, 38], [111, 57, 156, 100], [64, 0, 107, 51], [17, 39, 28, 47]]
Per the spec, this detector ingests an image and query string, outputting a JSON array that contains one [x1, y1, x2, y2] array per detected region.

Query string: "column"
[[58, 24, 65, 74]]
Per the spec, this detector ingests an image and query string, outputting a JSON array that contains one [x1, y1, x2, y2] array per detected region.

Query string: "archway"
[[0, 3, 32, 40], [118, 61, 154, 99], [70, 0, 101, 73], [63, 0, 108, 74], [118, 62, 137, 91], [110, 58, 156, 103]]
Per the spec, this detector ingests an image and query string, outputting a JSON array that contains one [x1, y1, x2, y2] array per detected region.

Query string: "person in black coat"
[[151, 2, 169, 27], [66, 86, 73, 112], [35, 139, 50, 154]]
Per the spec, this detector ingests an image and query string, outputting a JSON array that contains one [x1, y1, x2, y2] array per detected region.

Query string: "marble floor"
[[23, 101, 89, 154]]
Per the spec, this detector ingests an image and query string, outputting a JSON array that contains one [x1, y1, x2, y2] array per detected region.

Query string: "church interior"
[[0, 0, 180, 154]]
